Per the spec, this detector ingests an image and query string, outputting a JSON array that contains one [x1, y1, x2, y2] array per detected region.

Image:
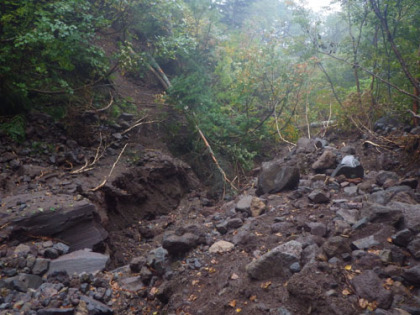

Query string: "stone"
[[4, 274, 43, 292], [397, 202, 420, 232], [226, 218, 243, 229], [140, 266, 153, 284], [336, 208, 359, 225], [352, 270, 393, 309], [146, 247, 168, 275], [331, 155, 364, 179], [48, 249, 109, 276], [256, 161, 300, 196], [296, 137, 317, 153], [250, 197, 266, 217], [246, 241, 302, 280], [53, 243, 70, 255], [343, 186, 358, 197], [312, 150, 337, 171], [376, 171, 399, 186], [14, 244, 31, 256], [215, 221, 228, 234], [129, 256, 146, 273], [37, 308, 74, 315], [120, 276, 144, 292], [340, 146, 356, 155], [351, 235, 380, 250], [308, 190, 330, 204], [80, 296, 113, 315], [322, 236, 351, 258], [391, 229, 413, 247], [368, 186, 416, 205], [402, 265, 420, 285], [209, 240, 234, 253], [407, 235, 420, 259], [235, 195, 253, 215], [32, 258, 50, 276], [306, 222, 327, 237], [162, 232, 201, 256], [361, 203, 403, 226]]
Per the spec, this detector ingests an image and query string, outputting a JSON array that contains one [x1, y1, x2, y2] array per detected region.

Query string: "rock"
[[368, 186, 416, 205], [235, 195, 253, 215], [336, 208, 359, 225], [296, 137, 317, 153], [48, 249, 109, 275], [407, 235, 420, 259], [312, 150, 337, 171], [162, 232, 201, 256], [37, 308, 75, 315], [32, 258, 50, 276], [343, 186, 358, 197], [308, 190, 330, 204], [361, 203, 403, 226], [352, 270, 393, 309], [376, 171, 399, 186], [340, 146, 356, 155], [322, 236, 351, 258], [256, 161, 300, 195], [226, 218, 243, 229], [246, 240, 302, 280], [120, 276, 144, 292], [14, 244, 31, 256], [129, 256, 146, 273], [250, 197, 266, 217], [351, 235, 380, 250], [402, 265, 420, 285], [80, 296, 113, 315], [331, 155, 364, 179], [4, 274, 43, 292], [140, 266, 153, 284], [119, 113, 134, 121], [146, 247, 168, 275], [391, 229, 413, 247], [306, 222, 327, 237], [398, 178, 418, 189], [215, 221, 228, 234], [209, 240, 234, 253], [397, 202, 420, 232]]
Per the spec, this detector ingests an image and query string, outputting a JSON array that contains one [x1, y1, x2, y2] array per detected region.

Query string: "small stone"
[[14, 244, 31, 256], [352, 270, 393, 309], [209, 240, 234, 253], [391, 229, 413, 247], [322, 236, 350, 258], [129, 256, 146, 273], [32, 258, 50, 276], [306, 222, 327, 237], [407, 235, 420, 259], [289, 262, 301, 273], [235, 195, 253, 214], [308, 190, 330, 204], [226, 218, 243, 229], [351, 235, 380, 250], [402, 265, 420, 285], [250, 197, 266, 217], [44, 248, 59, 259]]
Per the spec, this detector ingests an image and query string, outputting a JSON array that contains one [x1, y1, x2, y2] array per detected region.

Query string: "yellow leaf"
[[387, 237, 393, 243], [344, 265, 352, 271], [367, 301, 378, 311], [261, 281, 272, 289], [236, 308, 242, 313], [228, 300, 237, 308]]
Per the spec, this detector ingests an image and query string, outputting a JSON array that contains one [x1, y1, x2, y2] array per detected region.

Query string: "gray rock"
[[360, 203, 403, 226], [140, 266, 153, 284], [407, 235, 420, 259], [331, 155, 364, 179], [308, 190, 330, 204], [367, 186, 416, 205], [53, 242, 70, 255], [336, 208, 359, 225], [402, 265, 420, 285], [312, 150, 337, 171], [343, 186, 358, 197], [340, 146, 356, 155], [352, 270, 393, 309], [227, 218, 243, 229], [256, 161, 300, 196], [129, 256, 146, 273], [32, 258, 50, 276], [209, 240, 234, 253], [215, 221, 228, 234], [391, 229, 413, 247], [352, 217, 369, 230], [397, 202, 420, 232], [322, 236, 351, 258], [246, 241, 302, 280], [146, 247, 168, 275], [48, 249, 109, 275], [376, 171, 399, 186], [80, 295, 113, 314], [4, 274, 42, 292], [14, 244, 31, 256], [162, 232, 201, 256], [296, 137, 317, 153], [351, 235, 380, 250], [306, 222, 327, 237], [120, 276, 144, 292], [37, 308, 74, 315]]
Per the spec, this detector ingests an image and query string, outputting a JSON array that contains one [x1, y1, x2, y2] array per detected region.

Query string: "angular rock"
[[14, 244, 31, 256], [407, 235, 420, 259], [146, 247, 168, 275], [80, 295, 113, 315], [209, 240, 234, 253], [322, 236, 351, 258], [120, 276, 144, 292], [308, 190, 330, 204], [352, 270, 393, 309], [162, 232, 201, 256], [331, 155, 364, 179], [343, 186, 358, 197], [402, 265, 420, 285], [256, 161, 300, 196], [368, 186, 416, 205], [360, 203, 403, 226], [4, 274, 43, 292], [296, 137, 317, 153], [246, 240, 302, 280], [48, 249, 109, 275], [235, 195, 253, 215], [129, 256, 146, 273], [397, 202, 420, 232], [312, 150, 337, 171], [32, 258, 50, 276], [351, 235, 380, 250], [391, 229, 413, 247], [336, 208, 359, 225], [306, 222, 327, 237], [376, 171, 399, 186], [226, 218, 243, 230]]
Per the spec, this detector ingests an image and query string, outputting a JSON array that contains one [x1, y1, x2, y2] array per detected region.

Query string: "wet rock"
[[250, 197, 266, 217], [407, 235, 420, 259], [322, 236, 351, 258], [312, 150, 337, 171], [308, 190, 330, 204], [391, 229, 413, 247], [209, 240, 234, 253], [80, 295, 113, 315], [351, 235, 380, 250], [402, 265, 420, 285], [246, 240, 302, 280], [48, 249, 109, 275], [352, 270, 393, 309], [256, 161, 300, 196], [331, 155, 364, 179]]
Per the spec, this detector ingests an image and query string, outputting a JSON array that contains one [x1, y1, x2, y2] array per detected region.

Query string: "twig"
[[121, 117, 159, 135], [71, 133, 106, 174], [408, 109, 420, 119], [90, 143, 128, 191], [196, 126, 237, 191], [274, 103, 296, 146], [86, 92, 114, 113]]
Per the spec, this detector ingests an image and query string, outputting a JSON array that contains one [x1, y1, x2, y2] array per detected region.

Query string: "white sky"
[[305, 0, 341, 12]]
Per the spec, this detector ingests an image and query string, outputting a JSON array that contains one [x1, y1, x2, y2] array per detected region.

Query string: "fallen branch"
[[196, 126, 237, 191], [71, 133, 106, 174], [121, 117, 160, 135], [90, 143, 128, 192], [86, 92, 114, 113], [408, 109, 420, 120]]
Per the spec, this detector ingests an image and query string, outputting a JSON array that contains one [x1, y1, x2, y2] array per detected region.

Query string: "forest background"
[[1, 0, 419, 188]]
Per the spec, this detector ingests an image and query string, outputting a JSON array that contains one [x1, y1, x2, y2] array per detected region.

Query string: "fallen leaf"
[[344, 265, 352, 271], [231, 273, 239, 280], [235, 308, 242, 313], [367, 301, 378, 311], [192, 280, 199, 286], [150, 287, 159, 295], [387, 237, 393, 243], [359, 298, 369, 309], [261, 281, 272, 289], [228, 300, 237, 308], [255, 232, 263, 236], [342, 288, 352, 296], [211, 259, 218, 264], [249, 295, 257, 302], [275, 233, 283, 237], [188, 294, 197, 301]]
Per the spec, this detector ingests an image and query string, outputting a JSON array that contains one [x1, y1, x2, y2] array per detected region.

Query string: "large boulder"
[[256, 160, 300, 196]]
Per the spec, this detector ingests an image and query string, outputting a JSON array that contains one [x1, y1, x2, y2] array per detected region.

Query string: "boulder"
[[246, 240, 302, 280], [402, 265, 420, 285], [48, 249, 109, 275], [360, 203, 403, 226], [256, 161, 300, 196], [331, 155, 364, 179], [311, 150, 337, 171], [308, 190, 330, 204]]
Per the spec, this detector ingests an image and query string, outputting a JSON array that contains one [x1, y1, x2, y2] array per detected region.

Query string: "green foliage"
[[0, 115, 26, 142]]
